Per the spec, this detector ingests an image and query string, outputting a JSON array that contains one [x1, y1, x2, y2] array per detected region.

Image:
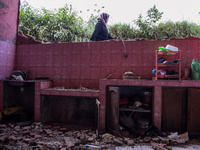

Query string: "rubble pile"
[[0, 122, 195, 150], [0, 122, 127, 149]]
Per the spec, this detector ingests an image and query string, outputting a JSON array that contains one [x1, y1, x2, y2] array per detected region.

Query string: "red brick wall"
[[15, 38, 200, 89], [0, 0, 20, 79]]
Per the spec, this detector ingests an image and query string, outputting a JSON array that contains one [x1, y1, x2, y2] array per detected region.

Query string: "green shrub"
[[19, 2, 200, 42]]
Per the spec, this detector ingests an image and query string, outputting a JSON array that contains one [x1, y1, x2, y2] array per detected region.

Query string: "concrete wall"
[[0, 0, 20, 79], [16, 37, 200, 89]]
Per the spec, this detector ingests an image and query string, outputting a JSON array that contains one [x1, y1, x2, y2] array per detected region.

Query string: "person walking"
[[90, 13, 114, 41]]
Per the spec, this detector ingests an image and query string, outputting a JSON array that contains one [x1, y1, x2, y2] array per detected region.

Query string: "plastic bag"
[[168, 132, 189, 144]]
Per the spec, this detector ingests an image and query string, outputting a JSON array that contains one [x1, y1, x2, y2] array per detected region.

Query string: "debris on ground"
[[167, 132, 189, 144], [0, 122, 199, 149]]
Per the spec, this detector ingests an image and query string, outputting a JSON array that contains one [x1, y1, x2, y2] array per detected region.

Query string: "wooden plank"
[[188, 88, 200, 136], [106, 86, 119, 133], [161, 87, 187, 132]]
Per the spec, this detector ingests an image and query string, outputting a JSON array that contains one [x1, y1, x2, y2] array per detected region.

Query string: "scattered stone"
[[33, 122, 41, 126], [138, 139, 144, 143], [30, 132, 37, 136], [9, 135, 17, 141], [0, 122, 198, 149], [87, 136, 95, 142], [159, 136, 170, 145], [58, 131, 63, 135], [23, 138, 32, 143], [0, 136, 7, 142], [30, 145, 40, 149], [14, 126, 20, 130], [37, 144, 44, 149], [80, 132, 87, 144], [152, 137, 160, 142], [124, 138, 135, 146], [90, 133, 97, 139], [60, 128, 67, 131], [36, 141, 45, 145], [76, 131, 81, 138], [46, 141, 62, 149], [8, 123, 14, 128], [151, 142, 167, 150], [22, 130, 30, 135], [102, 135, 113, 144], [137, 136, 142, 139], [63, 137, 75, 147], [22, 126, 31, 130], [16, 137, 22, 140], [34, 134, 43, 139], [44, 129, 53, 135], [102, 133, 113, 138], [113, 138, 124, 146], [87, 131, 95, 136], [38, 129, 43, 133], [144, 137, 151, 143]]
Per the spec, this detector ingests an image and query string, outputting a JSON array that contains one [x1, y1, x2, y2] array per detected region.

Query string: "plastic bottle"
[[191, 59, 200, 80]]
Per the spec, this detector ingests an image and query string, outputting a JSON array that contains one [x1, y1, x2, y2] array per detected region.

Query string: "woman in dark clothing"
[[90, 13, 114, 41]]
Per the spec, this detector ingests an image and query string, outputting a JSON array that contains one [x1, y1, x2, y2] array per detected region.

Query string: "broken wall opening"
[[106, 85, 154, 137], [3, 81, 35, 122], [40, 95, 97, 130]]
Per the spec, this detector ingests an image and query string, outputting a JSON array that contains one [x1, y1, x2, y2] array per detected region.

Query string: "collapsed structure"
[[1, 1, 200, 146]]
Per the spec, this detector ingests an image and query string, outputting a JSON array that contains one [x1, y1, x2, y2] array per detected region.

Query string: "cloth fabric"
[[98, 13, 109, 26]]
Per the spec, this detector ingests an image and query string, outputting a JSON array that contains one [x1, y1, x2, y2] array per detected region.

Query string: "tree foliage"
[[19, 2, 200, 43], [19, 1, 89, 42], [133, 5, 163, 39]]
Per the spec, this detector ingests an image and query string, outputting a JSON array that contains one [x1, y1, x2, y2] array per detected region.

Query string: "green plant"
[[134, 5, 163, 39], [108, 23, 136, 40], [19, 1, 88, 42], [19, 2, 200, 42]]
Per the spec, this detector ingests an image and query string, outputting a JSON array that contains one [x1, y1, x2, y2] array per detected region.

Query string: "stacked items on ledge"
[[122, 72, 141, 80], [153, 45, 182, 80]]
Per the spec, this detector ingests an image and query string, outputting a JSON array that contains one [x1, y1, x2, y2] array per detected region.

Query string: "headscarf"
[[98, 13, 110, 26]]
